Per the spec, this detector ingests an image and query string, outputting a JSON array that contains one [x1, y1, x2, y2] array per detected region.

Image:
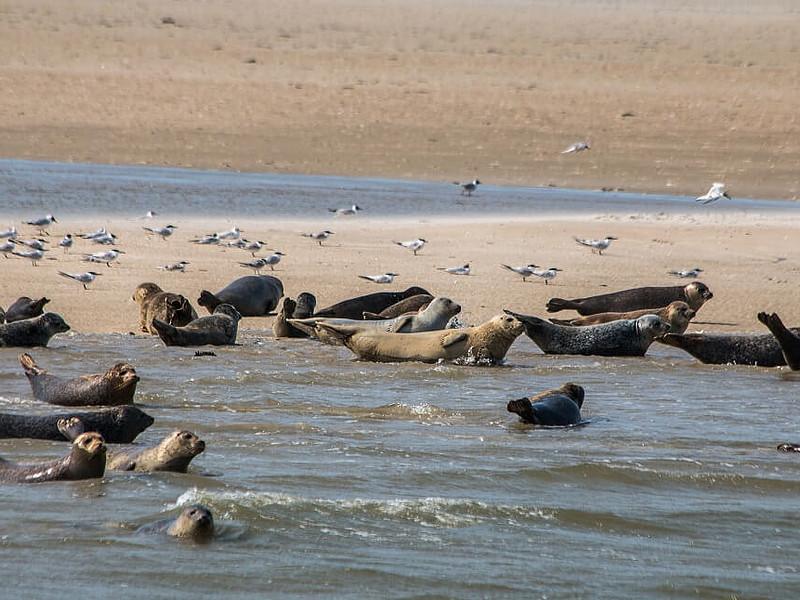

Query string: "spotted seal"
[[549, 301, 696, 334], [198, 275, 283, 317], [546, 282, 712, 315], [0, 431, 106, 483], [133, 282, 198, 335], [152, 303, 241, 346], [139, 504, 214, 540], [0, 405, 154, 443], [757, 312, 800, 370], [658, 327, 796, 367], [0, 312, 70, 347], [4, 296, 50, 323], [312, 286, 430, 320], [507, 383, 585, 426]]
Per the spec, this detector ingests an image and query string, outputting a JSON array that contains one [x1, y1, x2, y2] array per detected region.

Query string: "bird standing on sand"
[[261, 251, 285, 271], [574, 236, 617, 255], [695, 183, 730, 205], [143, 224, 176, 240], [0, 241, 15, 257], [438, 263, 470, 276], [395, 239, 427, 256], [159, 261, 189, 273], [17, 238, 47, 251], [242, 240, 265, 255], [217, 226, 241, 240], [501, 264, 539, 282], [454, 179, 480, 196], [530, 266, 562, 285], [0, 226, 18, 239], [359, 273, 398, 284], [328, 205, 362, 217], [83, 248, 124, 267], [560, 141, 590, 154], [91, 232, 116, 245], [668, 268, 703, 278], [301, 230, 334, 246], [239, 258, 268, 274], [12, 248, 45, 265], [58, 271, 101, 290], [24, 215, 57, 234]]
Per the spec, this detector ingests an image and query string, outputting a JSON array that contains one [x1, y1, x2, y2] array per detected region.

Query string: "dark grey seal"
[[198, 275, 283, 317], [507, 383, 585, 426], [0, 312, 70, 347], [362, 293, 434, 320], [0, 431, 106, 483], [546, 282, 712, 315], [0, 305, 5, 324], [133, 282, 198, 334], [658, 328, 796, 367], [757, 312, 800, 370], [313, 286, 430, 320], [0, 405, 154, 443], [138, 504, 214, 540], [152, 303, 240, 346], [4, 296, 50, 323]]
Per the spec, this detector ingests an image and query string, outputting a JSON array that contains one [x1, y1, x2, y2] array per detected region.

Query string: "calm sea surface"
[[0, 161, 799, 599]]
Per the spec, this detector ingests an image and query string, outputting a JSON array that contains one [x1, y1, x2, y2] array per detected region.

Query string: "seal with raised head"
[[0, 312, 70, 347], [19, 353, 140, 406], [133, 282, 198, 334], [316, 313, 524, 364], [312, 286, 430, 320], [139, 504, 215, 540], [757, 312, 800, 370], [0, 405, 154, 443], [197, 274, 283, 317], [549, 301, 696, 334], [546, 281, 712, 315], [505, 310, 670, 356], [152, 303, 241, 346], [0, 431, 106, 483], [362, 294, 434, 320], [4, 296, 50, 323], [507, 383, 585, 426], [658, 328, 794, 367], [273, 293, 317, 338]]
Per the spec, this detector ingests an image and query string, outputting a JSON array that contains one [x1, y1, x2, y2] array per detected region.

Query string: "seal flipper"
[[390, 314, 415, 333], [18, 353, 46, 377], [545, 298, 576, 313], [57, 417, 86, 441], [440, 331, 468, 348]]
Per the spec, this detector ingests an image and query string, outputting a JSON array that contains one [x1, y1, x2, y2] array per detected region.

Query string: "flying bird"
[[695, 182, 730, 205], [560, 141, 590, 154], [58, 271, 101, 290], [437, 263, 470, 276], [358, 273, 398, 284], [395, 238, 427, 255], [574, 236, 617, 255]]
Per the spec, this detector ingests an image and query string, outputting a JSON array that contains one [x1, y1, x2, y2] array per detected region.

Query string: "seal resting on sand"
[[0, 431, 106, 483], [197, 275, 283, 317], [757, 312, 800, 370], [19, 353, 140, 406], [546, 282, 712, 315], [133, 282, 198, 334], [273, 293, 317, 338], [139, 504, 214, 540], [313, 286, 430, 320], [4, 296, 50, 323], [507, 383, 585, 426], [0, 312, 70, 347], [362, 294, 434, 320], [316, 313, 524, 364], [0, 405, 154, 443], [549, 301, 696, 334], [658, 326, 796, 367], [152, 304, 240, 346], [505, 310, 670, 356]]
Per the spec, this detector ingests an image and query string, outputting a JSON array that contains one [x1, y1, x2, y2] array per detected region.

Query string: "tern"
[[91, 232, 117, 245], [58, 271, 101, 290], [143, 224, 176, 239], [12, 248, 45, 265], [454, 179, 480, 196], [301, 230, 334, 245], [17, 238, 47, 251], [695, 182, 730, 205], [82, 248, 124, 267], [0, 240, 15, 257], [80, 228, 110, 240], [58, 234, 74, 252], [159, 261, 189, 272], [328, 205, 363, 217], [24, 214, 57, 234], [358, 272, 398, 284], [0, 226, 18, 239], [574, 236, 617, 255], [239, 258, 268, 274], [395, 238, 427, 256], [561, 141, 590, 154], [501, 263, 539, 282], [668, 268, 703, 278], [437, 263, 470, 276], [217, 226, 241, 240], [530, 266, 562, 285], [191, 233, 219, 245]]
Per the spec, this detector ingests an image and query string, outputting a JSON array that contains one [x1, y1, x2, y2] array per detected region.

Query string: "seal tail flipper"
[[151, 317, 178, 344], [57, 417, 86, 441], [506, 398, 537, 424], [18, 353, 46, 376], [545, 298, 577, 313], [314, 322, 359, 343]]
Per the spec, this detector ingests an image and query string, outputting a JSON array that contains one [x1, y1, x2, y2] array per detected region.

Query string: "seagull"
[[501, 263, 540, 282], [217, 226, 241, 240], [395, 238, 427, 256], [561, 141, 590, 154], [24, 214, 57, 234], [574, 236, 618, 255], [12, 248, 45, 265], [454, 179, 480, 196], [301, 230, 334, 245], [668, 268, 703, 278], [59, 234, 74, 252], [159, 261, 189, 272], [437, 263, 470, 276], [358, 272, 398, 284], [695, 182, 730, 205], [530, 266, 562, 285], [0, 226, 17, 239], [143, 224, 176, 239], [239, 258, 268, 274], [82, 248, 124, 267], [191, 233, 219, 245], [0, 240, 15, 257], [16, 238, 47, 251], [58, 271, 101, 290], [328, 205, 362, 217]]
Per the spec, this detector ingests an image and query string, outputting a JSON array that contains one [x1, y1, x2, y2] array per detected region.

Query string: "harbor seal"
[[4, 296, 50, 323], [152, 303, 241, 346], [362, 294, 434, 320], [0, 431, 106, 483], [312, 286, 430, 320], [658, 329, 794, 366], [548, 301, 696, 334], [139, 504, 214, 540], [19, 353, 140, 406], [133, 282, 198, 334], [316, 313, 524, 364], [0, 305, 5, 324], [197, 274, 283, 317], [546, 282, 712, 315], [0, 312, 70, 347], [505, 310, 670, 356], [0, 405, 154, 443], [757, 312, 800, 370], [507, 383, 585, 426], [272, 293, 317, 338]]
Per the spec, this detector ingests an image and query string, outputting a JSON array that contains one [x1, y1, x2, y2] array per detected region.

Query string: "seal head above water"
[[0, 431, 106, 483], [507, 383, 585, 426]]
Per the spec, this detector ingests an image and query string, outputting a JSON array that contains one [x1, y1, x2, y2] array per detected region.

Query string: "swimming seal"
[[658, 328, 795, 366], [133, 282, 198, 334], [19, 353, 140, 406], [362, 294, 434, 320], [549, 301, 696, 334], [0, 312, 70, 347], [313, 286, 430, 320], [197, 275, 283, 317], [316, 313, 523, 364], [152, 304, 241, 346], [0, 405, 154, 443], [505, 310, 670, 356], [139, 504, 214, 540], [507, 383, 585, 426], [4, 296, 50, 323], [0, 431, 106, 483], [273, 293, 317, 338], [546, 282, 712, 315], [757, 312, 800, 370]]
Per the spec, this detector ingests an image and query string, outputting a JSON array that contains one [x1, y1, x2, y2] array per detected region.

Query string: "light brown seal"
[[546, 282, 712, 315], [757, 312, 800, 370], [313, 286, 430, 320], [0, 312, 70, 347], [273, 293, 317, 338], [133, 282, 198, 335], [507, 383, 585, 426], [19, 353, 139, 406], [0, 431, 106, 483], [138, 504, 214, 540], [152, 303, 241, 346], [0, 405, 154, 443], [548, 301, 696, 334], [316, 313, 524, 364], [4, 296, 50, 323]]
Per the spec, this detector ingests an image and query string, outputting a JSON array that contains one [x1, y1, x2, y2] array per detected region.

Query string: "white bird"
[[695, 182, 730, 205], [395, 238, 427, 256], [80, 228, 110, 240], [82, 248, 124, 267], [239, 258, 268, 274], [328, 205, 362, 217], [159, 261, 189, 272], [0, 226, 17, 239], [143, 224, 176, 239], [12, 248, 45, 265], [58, 234, 74, 252], [262, 251, 285, 270], [530, 266, 562, 285], [358, 272, 398, 284], [217, 226, 241, 240], [222, 238, 247, 248], [58, 270, 101, 290], [301, 230, 334, 246], [437, 263, 470, 276], [454, 179, 480, 196], [91, 232, 117, 245], [668, 268, 703, 278], [0, 240, 15, 257], [574, 236, 618, 255], [25, 214, 57, 234], [501, 263, 539, 282], [191, 233, 219, 245], [144, 210, 157, 219], [561, 141, 590, 154], [17, 238, 47, 251]]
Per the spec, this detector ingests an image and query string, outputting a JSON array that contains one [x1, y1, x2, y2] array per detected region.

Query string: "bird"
[[217, 226, 241, 240], [0, 240, 15, 257], [530, 266, 562, 285], [91, 232, 117, 245], [79, 228, 110, 240], [301, 230, 334, 245], [82, 248, 124, 267], [574, 236, 618, 255], [437, 263, 470, 276], [695, 183, 730, 205], [222, 238, 247, 248], [144, 210, 157, 219], [239, 258, 268, 274], [262, 252, 285, 270], [143, 224, 176, 240], [560, 141, 590, 154], [58, 234, 74, 252], [58, 271, 101, 290], [454, 179, 480, 196], [11, 248, 45, 265], [328, 205, 362, 217], [501, 264, 539, 282], [358, 273, 398, 284], [159, 261, 189, 272], [191, 233, 219, 245], [24, 214, 57, 234], [395, 238, 427, 255], [668, 268, 703, 278], [16, 238, 47, 251], [0, 226, 18, 239]]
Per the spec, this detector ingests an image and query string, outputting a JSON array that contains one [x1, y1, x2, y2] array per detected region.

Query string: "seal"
[[197, 274, 284, 317], [658, 329, 793, 366], [0, 405, 154, 443], [139, 504, 214, 540], [133, 282, 198, 335], [548, 301, 696, 334], [507, 383, 585, 426], [272, 293, 317, 338], [152, 303, 241, 346], [546, 282, 712, 315], [0, 312, 70, 347], [757, 312, 800, 370], [0, 431, 106, 483], [19, 353, 140, 406], [316, 313, 524, 364], [293, 292, 317, 318], [0, 305, 5, 324], [4, 296, 50, 323], [362, 294, 434, 320], [505, 310, 670, 356], [312, 286, 430, 320]]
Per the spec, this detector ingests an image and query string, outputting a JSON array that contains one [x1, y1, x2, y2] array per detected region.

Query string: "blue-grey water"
[[1, 161, 799, 599]]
